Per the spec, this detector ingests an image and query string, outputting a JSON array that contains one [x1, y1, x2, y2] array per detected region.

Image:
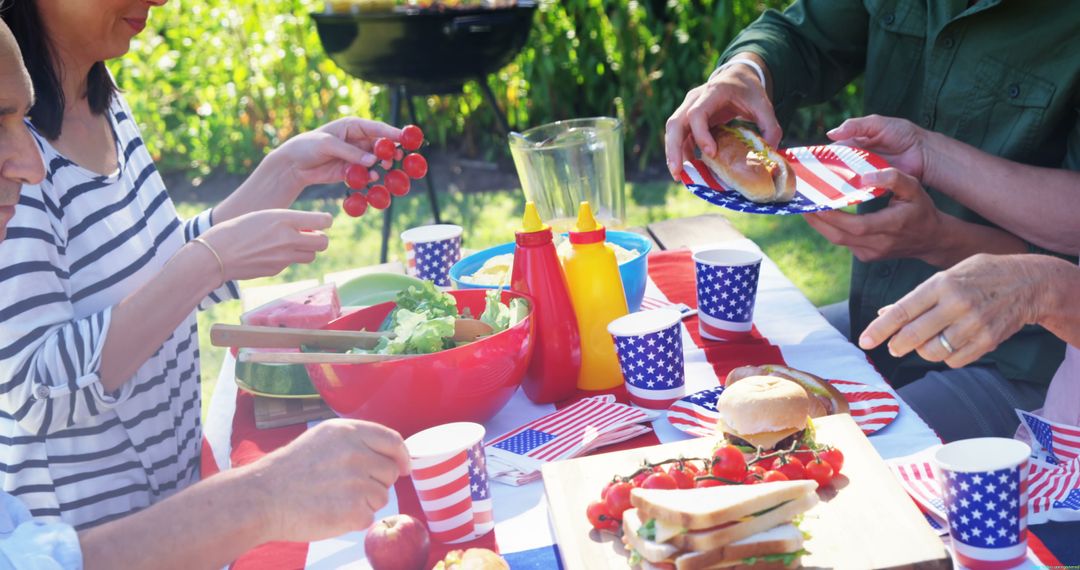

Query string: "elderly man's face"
[[0, 25, 44, 240]]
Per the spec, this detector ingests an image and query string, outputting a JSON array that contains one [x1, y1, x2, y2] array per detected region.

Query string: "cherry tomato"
[[776, 456, 806, 481], [385, 169, 411, 196], [762, 470, 789, 483], [344, 164, 369, 190], [752, 455, 777, 472], [374, 137, 396, 162], [401, 124, 424, 151], [667, 465, 695, 490], [630, 465, 660, 488], [743, 465, 767, 485], [600, 479, 621, 501], [367, 185, 391, 210], [820, 447, 845, 474], [805, 458, 835, 487], [342, 193, 367, 217], [603, 482, 634, 520], [792, 446, 816, 466], [403, 153, 428, 179], [694, 477, 727, 488], [711, 445, 748, 481], [641, 472, 678, 490], [586, 500, 620, 533]]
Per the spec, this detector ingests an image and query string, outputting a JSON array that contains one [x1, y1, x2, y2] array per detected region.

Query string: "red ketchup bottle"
[[511, 202, 582, 403]]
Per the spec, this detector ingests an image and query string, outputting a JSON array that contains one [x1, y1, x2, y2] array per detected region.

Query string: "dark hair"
[[1, 1, 118, 140]]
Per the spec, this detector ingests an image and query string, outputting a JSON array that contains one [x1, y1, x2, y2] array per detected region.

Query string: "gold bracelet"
[[191, 237, 225, 282]]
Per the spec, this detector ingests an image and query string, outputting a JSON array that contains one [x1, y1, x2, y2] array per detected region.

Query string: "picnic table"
[[201, 214, 1079, 569]]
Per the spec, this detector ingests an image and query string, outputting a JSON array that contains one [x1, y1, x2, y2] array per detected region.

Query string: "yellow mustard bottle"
[[563, 201, 629, 391]]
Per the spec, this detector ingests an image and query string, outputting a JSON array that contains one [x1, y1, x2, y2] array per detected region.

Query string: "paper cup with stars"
[[401, 224, 463, 287], [404, 422, 494, 543], [933, 438, 1032, 570], [607, 308, 686, 409], [692, 248, 762, 341]]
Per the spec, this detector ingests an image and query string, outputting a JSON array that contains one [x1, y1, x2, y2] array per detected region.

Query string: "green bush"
[[111, 0, 862, 177]]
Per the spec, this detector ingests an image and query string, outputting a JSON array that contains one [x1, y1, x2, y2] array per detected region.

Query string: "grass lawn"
[[176, 182, 851, 418]]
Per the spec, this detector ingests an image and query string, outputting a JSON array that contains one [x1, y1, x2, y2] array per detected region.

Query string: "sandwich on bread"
[[716, 376, 811, 452], [622, 481, 817, 570], [700, 126, 796, 204]]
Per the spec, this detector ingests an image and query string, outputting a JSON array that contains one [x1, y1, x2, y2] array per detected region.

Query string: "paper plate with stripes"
[[667, 379, 900, 438], [680, 144, 891, 215]]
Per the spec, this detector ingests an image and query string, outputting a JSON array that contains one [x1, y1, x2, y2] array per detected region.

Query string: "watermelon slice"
[[235, 284, 342, 398], [241, 283, 341, 328]]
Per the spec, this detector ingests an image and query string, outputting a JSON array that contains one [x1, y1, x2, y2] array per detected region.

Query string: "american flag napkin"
[[889, 411, 1080, 527], [485, 395, 660, 486]]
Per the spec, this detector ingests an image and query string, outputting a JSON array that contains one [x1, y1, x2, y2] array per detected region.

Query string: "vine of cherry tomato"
[[583, 442, 846, 533], [341, 125, 428, 217]]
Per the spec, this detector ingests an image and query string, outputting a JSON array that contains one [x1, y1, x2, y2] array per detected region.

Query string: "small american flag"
[[940, 464, 1029, 569], [639, 295, 696, 317], [1018, 410, 1080, 464], [694, 260, 760, 340], [405, 236, 461, 286], [411, 441, 493, 544], [485, 395, 658, 485], [611, 320, 686, 408]]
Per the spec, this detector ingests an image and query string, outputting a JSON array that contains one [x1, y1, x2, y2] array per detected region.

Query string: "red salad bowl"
[[306, 289, 535, 437]]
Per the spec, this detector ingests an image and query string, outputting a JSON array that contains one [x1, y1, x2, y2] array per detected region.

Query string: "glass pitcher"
[[508, 117, 626, 233]]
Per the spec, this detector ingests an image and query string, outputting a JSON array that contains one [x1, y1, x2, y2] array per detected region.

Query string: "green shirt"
[[721, 0, 1080, 385]]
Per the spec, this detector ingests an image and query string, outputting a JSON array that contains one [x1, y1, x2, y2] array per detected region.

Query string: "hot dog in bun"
[[700, 126, 796, 204]]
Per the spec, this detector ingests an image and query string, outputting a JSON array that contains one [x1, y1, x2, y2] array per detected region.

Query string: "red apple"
[[363, 514, 431, 570]]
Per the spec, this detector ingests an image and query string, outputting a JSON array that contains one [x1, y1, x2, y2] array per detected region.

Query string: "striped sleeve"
[[0, 185, 133, 436], [183, 207, 239, 311]]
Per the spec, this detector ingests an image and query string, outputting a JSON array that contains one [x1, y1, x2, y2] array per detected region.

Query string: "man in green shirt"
[[665, 0, 1079, 440]]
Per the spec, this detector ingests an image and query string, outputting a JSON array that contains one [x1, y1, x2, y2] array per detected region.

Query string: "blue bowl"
[[449, 230, 653, 312]]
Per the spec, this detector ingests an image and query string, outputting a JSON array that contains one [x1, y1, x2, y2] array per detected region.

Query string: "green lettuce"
[[351, 283, 528, 356], [743, 549, 808, 566], [636, 518, 657, 541], [375, 309, 456, 355], [388, 282, 458, 323], [479, 289, 530, 333]]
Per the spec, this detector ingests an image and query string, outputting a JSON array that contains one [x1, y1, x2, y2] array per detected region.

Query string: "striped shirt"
[[0, 95, 238, 530]]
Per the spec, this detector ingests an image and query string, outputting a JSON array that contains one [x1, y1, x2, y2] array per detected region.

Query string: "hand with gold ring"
[[857, 253, 1053, 368]]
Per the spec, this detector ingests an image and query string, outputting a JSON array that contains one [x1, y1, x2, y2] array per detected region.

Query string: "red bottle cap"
[[569, 227, 606, 244]]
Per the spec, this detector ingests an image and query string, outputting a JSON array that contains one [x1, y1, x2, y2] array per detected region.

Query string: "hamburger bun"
[[726, 364, 850, 418], [716, 375, 809, 450], [700, 126, 796, 203]]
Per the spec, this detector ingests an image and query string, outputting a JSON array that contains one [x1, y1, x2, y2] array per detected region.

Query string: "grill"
[[312, 3, 539, 262]]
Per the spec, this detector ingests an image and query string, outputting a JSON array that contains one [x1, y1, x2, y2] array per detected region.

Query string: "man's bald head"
[[0, 15, 45, 240]]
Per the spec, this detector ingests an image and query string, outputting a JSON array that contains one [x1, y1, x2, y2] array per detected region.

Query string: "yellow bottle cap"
[[521, 201, 548, 233], [574, 201, 601, 232]]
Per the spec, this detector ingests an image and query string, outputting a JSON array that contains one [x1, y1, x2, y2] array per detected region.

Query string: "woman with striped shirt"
[[0, 0, 404, 533]]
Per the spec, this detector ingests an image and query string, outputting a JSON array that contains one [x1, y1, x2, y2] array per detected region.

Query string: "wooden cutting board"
[[542, 414, 949, 570], [252, 395, 336, 430]]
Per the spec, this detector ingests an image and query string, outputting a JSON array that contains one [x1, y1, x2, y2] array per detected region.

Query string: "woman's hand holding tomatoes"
[[339, 126, 429, 217]]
